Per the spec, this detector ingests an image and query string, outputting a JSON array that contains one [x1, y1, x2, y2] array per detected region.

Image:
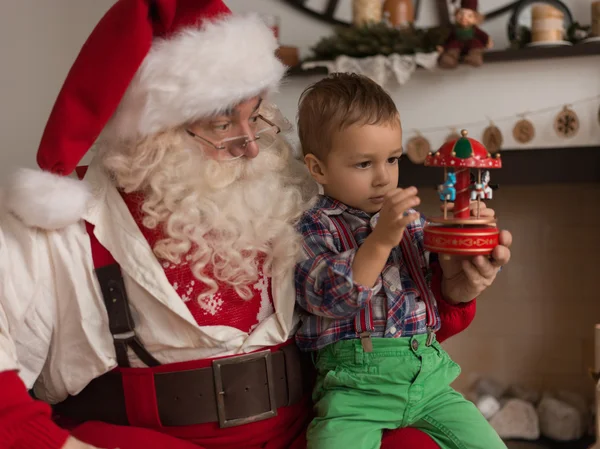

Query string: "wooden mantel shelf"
[[397, 146, 600, 188], [485, 41, 600, 63], [287, 42, 600, 77]]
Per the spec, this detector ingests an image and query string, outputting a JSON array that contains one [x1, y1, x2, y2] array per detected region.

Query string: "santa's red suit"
[[0, 1, 477, 448]]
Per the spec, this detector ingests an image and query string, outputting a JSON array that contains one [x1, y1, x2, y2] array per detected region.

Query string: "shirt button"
[[389, 326, 397, 335], [411, 339, 419, 351], [390, 285, 398, 293]]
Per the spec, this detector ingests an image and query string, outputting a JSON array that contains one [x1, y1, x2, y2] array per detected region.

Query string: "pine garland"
[[304, 23, 451, 62]]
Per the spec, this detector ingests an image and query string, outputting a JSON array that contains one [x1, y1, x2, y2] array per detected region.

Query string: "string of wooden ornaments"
[[405, 95, 600, 164]]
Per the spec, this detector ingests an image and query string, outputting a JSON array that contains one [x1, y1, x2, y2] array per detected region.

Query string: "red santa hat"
[[39, 0, 285, 175], [455, 0, 478, 12], [6, 0, 286, 230]]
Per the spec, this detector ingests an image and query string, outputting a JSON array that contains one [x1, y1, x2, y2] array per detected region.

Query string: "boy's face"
[[306, 120, 403, 214]]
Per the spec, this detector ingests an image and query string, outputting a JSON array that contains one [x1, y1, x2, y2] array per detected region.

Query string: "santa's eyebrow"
[[221, 98, 263, 118], [221, 98, 263, 117]]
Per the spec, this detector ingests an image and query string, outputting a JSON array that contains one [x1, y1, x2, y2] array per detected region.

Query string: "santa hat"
[[455, 0, 478, 11], [6, 0, 286, 230]]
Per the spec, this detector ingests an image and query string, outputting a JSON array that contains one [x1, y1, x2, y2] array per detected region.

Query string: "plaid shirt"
[[295, 195, 441, 352]]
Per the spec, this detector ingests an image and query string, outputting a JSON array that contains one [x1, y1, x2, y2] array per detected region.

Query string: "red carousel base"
[[423, 222, 499, 256]]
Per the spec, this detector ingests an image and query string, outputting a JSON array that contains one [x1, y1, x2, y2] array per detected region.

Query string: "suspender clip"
[[359, 331, 373, 353], [426, 327, 435, 347]]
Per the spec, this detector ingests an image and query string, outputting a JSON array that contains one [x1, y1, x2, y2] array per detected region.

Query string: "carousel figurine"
[[470, 169, 493, 201], [438, 171, 457, 202], [423, 129, 502, 255]]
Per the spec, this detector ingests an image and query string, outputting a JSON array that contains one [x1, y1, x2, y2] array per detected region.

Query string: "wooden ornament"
[[554, 106, 579, 138], [482, 125, 503, 154], [513, 119, 535, 144], [405, 135, 431, 164], [444, 130, 461, 143]]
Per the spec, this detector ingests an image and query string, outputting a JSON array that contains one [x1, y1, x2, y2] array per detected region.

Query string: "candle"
[[353, 0, 383, 26], [383, 0, 414, 27], [531, 4, 564, 43]]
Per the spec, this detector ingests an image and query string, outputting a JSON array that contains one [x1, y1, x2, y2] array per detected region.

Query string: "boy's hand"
[[371, 187, 421, 250], [439, 230, 512, 304]]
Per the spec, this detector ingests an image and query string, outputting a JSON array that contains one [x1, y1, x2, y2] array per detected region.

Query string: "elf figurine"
[[438, 0, 493, 69]]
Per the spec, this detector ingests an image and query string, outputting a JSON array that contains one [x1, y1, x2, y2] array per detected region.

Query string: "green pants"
[[308, 335, 506, 449]]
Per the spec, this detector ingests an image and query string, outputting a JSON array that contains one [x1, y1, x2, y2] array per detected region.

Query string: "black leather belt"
[[53, 344, 312, 428]]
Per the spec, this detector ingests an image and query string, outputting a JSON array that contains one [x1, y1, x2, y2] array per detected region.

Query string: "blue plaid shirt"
[[295, 195, 441, 352]]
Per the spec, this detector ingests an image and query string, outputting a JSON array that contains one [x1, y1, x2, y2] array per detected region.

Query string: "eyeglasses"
[[185, 114, 281, 160]]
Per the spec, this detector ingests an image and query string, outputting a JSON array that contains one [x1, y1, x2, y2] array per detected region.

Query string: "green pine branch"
[[304, 23, 451, 62]]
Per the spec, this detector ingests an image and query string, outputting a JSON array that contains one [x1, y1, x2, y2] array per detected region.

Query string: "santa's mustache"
[[185, 137, 287, 192]]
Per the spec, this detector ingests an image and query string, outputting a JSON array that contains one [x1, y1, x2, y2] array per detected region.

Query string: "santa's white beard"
[[99, 130, 306, 301]]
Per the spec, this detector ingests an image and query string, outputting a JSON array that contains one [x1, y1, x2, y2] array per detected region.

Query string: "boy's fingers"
[[385, 187, 418, 204], [398, 213, 420, 228], [391, 197, 420, 217]]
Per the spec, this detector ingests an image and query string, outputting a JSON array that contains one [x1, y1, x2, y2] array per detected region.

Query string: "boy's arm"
[[351, 233, 392, 288], [295, 213, 383, 319]]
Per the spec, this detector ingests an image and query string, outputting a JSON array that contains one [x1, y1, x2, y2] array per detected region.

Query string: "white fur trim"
[[104, 14, 286, 141], [4, 168, 91, 230]]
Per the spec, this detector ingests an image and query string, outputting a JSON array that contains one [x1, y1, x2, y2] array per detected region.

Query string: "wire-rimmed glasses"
[[186, 115, 281, 160]]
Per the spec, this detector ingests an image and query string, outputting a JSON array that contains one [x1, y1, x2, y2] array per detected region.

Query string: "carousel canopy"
[[424, 129, 502, 169]]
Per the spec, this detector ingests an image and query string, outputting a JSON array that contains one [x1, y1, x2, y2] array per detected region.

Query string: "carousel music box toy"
[[423, 129, 502, 255]]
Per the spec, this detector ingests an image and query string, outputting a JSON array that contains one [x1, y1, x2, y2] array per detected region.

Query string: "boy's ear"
[[304, 154, 328, 185]]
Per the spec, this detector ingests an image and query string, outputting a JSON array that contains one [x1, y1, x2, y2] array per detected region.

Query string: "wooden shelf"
[[397, 146, 600, 188], [484, 41, 600, 63], [286, 42, 600, 77]]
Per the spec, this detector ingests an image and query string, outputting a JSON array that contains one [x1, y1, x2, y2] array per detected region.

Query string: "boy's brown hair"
[[297, 73, 399, 160]]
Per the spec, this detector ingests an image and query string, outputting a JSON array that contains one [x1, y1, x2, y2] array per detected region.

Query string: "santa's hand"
[[439, 230, 512, 304]]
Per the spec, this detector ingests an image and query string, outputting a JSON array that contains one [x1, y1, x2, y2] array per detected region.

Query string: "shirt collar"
[[316, 195, 380, 228]]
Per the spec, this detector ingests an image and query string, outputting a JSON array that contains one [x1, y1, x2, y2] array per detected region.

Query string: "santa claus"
[[0, 1, 490, 448]]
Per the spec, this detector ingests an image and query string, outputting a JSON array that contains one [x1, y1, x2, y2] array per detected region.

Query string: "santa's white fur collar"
[[3, 168, 91, 230]]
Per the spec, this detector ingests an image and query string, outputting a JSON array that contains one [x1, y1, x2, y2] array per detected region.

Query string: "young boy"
[[294, 73, 507, 449]]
